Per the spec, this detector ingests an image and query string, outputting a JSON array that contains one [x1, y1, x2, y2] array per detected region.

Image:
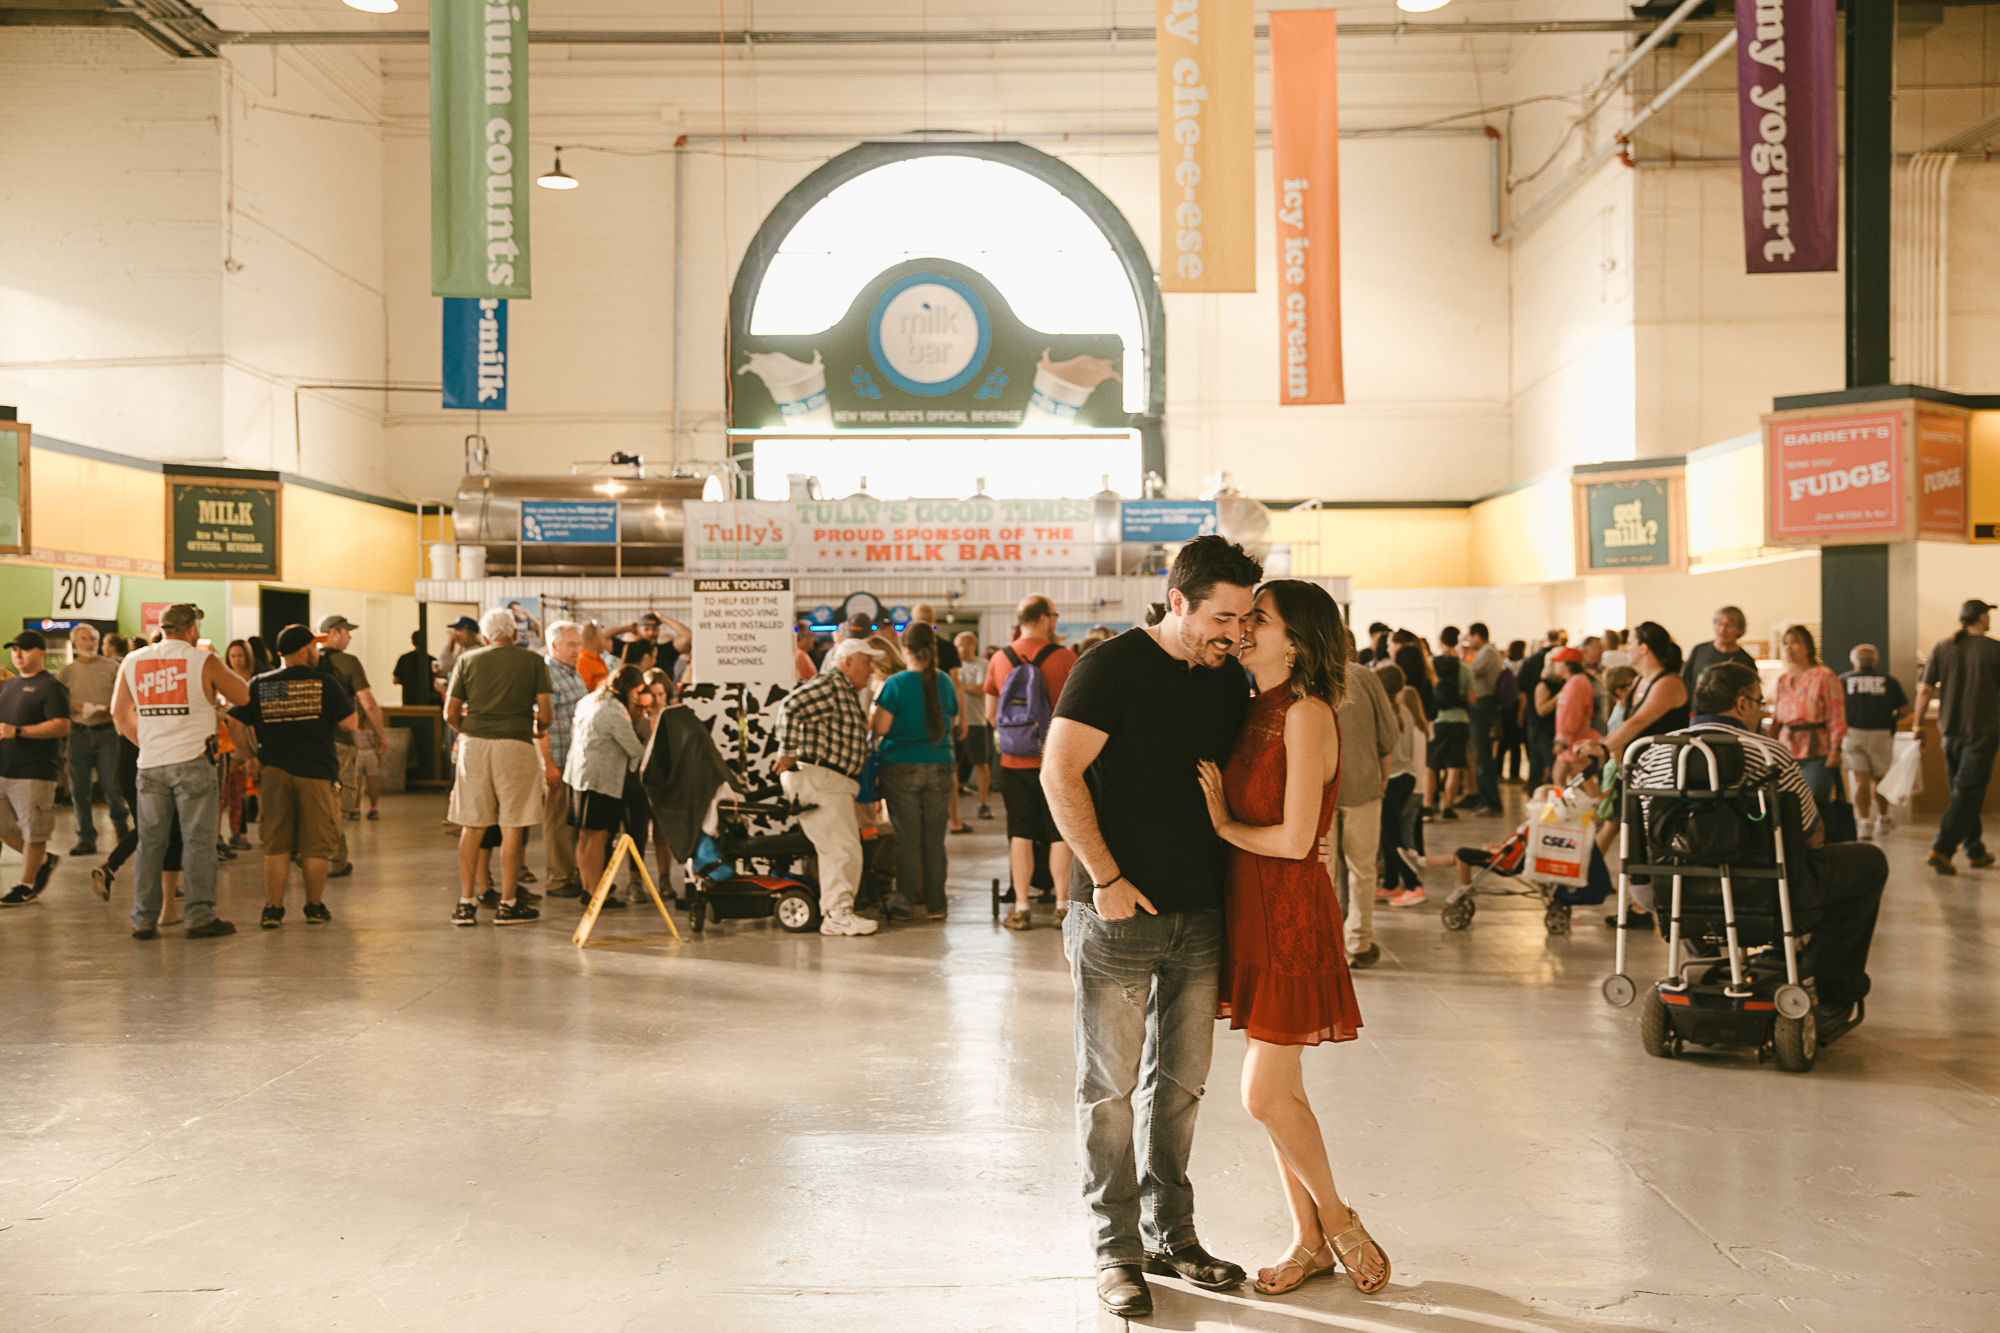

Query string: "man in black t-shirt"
[[394, 630, 438, 706], [1913, 599, 2000, 873], [1042, 536, 1259, 1317], [1838, 644, 1909, 838], [231, 624, 357, 927], [1681, 604, 1760, 695], [0, 630, 72, 906]]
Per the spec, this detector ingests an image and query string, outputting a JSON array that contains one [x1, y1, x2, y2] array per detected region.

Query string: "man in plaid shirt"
[[538, 622, 590, 897], [774, 637, 883, 936]]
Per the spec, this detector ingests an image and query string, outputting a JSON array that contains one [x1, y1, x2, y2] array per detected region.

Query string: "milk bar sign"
[[167, 477, 281, 579]]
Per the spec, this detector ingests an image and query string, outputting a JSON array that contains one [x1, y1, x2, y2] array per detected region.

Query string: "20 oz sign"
[[54, 572, 120, 620]]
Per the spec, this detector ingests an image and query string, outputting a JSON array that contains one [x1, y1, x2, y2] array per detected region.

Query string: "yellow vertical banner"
[[1156, 0, 1257, 293]]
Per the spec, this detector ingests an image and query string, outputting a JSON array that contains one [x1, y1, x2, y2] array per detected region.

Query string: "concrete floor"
[[2, 789, 1995, 1333]]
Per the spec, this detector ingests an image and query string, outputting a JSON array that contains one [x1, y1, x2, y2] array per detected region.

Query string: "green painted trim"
[[1774, 383, 2000, 411], [29, 433, 163, 473], [1572, 455, 1685, 475]]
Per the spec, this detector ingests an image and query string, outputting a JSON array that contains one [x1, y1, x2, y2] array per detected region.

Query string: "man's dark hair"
[[1694, 661, 1760, 715], [1438, 625, 1460, 649], [1368, 621, 1391, 636], [1166, 535, 1263, 611], [1467, 622, 1489, 641], [1507, 639, 1526, 661]]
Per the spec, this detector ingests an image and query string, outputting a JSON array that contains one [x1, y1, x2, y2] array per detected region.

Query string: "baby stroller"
[[1601, 732, 1841, 1073], [684, 785, 897, 935], [1439, 774, 1609, 936]]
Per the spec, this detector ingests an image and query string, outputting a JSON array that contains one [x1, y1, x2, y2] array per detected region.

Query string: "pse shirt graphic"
[[133, 656, 194, 716]]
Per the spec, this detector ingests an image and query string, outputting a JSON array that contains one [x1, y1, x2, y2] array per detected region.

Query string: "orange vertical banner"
[[1269, 10, 1344, 404], [1156, 0, 1257, 293]]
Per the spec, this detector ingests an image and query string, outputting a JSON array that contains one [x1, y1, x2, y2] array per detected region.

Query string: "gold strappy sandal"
[[1252, 1237, 1337, 1295], [1327, 1206, 1392, 1294]]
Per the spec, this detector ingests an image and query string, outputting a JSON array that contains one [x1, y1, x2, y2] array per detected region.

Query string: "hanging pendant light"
[[1396, 0, 1451, 11], [342, 0, 398, 11], [538, 149, 579, 190]]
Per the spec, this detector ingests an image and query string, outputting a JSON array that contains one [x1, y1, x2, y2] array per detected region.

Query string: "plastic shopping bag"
[[1525, 821, 1593, 887], [1876, 735, 1924, 807]]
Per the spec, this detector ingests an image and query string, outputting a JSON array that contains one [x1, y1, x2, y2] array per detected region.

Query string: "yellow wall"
[[31, 448, 164, 565], [1971, 409, 2000, 540], [1686, 433, 1769, 562], [279, 483, 420, 596], [1469, 477, 1574, 586], [1274, 508, 1471, 587]]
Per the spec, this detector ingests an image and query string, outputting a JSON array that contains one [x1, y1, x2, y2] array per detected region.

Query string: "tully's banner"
[[1269, 9, 1343, 404], [731, 258, 1123, 432], [683, 499, 1093, 578], [1736, 0, 1836, 273], [1156, 0, 1256, 293], [432, 0, 530, 298], [166, 476, 281, 580]]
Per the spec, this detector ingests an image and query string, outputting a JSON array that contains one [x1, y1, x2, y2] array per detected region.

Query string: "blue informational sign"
[[521, 501, 617, 543], [442, 297, 507, 410], [1120, 500, 1219, 543], [810, 604, 838, 625]]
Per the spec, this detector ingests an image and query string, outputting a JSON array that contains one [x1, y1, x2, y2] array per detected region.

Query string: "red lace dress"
[[1216, 688, 1363, 1046]]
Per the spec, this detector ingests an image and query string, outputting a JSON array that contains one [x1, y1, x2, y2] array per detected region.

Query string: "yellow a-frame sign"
[[571, 833, 683, 947]]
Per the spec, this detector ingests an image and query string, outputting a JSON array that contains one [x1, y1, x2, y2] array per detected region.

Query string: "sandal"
[[1252, 1238, 1337, 1295], [1326, 1206, 1392, 1294], [1002, 909, 1033, 932]]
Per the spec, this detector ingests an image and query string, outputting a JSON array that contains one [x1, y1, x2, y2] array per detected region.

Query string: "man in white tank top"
[[110, 604, 251, 938]]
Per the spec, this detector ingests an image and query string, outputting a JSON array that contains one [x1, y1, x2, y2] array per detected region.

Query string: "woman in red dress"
[[1197, 580, 1391, 1298]]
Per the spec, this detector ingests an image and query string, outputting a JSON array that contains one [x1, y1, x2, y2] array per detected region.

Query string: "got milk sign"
[[1763, 396, 1973, 546], [1571, 467, 1684, 574]]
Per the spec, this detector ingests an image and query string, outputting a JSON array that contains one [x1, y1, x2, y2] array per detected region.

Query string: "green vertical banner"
[[431, 0, 530, 298]]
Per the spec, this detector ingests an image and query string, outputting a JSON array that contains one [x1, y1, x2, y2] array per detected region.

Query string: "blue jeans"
[[1063, 904, 1222, 1268], [1934, 733, 1999, 858], [67, 725, 128, 847], [131, 758, 219, 929], [1796, 755, 1837, 806], [880, 762, 952, 913]]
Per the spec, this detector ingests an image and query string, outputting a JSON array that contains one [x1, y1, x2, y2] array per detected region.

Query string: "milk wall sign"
[[731, 257, 1125, 432]]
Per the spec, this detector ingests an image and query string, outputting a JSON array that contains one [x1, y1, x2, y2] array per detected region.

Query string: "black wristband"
[[1091, 875, 1125, 892]]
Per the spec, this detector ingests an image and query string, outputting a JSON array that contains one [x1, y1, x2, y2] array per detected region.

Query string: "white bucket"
[[456, 545, 487, 580], [427, 543, 456, 581], [1021, 351, 1120, 428], [738, 350, 833, 428]]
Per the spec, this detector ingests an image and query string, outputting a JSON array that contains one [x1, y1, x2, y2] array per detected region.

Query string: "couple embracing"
[[1042, 536, 1392, 1317]]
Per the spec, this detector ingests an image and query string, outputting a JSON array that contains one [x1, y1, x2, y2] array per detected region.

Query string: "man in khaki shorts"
[[0, 630, 72, 907], [317, 614, 388, 870], [445, 608, 552, 926], [229, 624, 358, 927], [1839, 644, 1910, 839]]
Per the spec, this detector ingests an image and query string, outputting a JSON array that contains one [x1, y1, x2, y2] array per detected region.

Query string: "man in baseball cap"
[[771, 636, 884, 936], [315, 614, 386, 851], [229, 625, 357, 928], [1914, 597, 2000, 873], [0, 628, 71, 907]]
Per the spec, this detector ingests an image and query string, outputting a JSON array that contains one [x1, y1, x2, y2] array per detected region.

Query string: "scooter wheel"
[[1639, 987, 1674, 1059], [689, 897, 707, 935], [775, 887, 820, 933], [991, 877, 1001, 921], [1773, 1011, 1818, 1072]]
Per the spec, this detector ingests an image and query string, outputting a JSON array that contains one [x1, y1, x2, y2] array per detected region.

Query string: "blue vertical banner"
[[443, 297, 507, 409]]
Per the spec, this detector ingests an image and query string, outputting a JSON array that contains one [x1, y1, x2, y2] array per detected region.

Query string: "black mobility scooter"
[[1602, 731, 1856, 1073]]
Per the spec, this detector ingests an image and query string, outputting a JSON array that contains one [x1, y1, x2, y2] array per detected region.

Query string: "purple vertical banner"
[[1737, 0, 1838, 273]]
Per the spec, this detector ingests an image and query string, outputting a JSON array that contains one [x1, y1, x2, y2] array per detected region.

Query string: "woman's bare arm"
[[1197, 698, 1337, 861], [1603, 671, 1689, 758]]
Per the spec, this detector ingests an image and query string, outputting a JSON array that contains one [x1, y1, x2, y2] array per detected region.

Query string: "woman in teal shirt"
[[870, 623, 966, 920]]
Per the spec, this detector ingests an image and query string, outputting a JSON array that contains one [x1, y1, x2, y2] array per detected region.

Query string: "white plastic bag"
[[1876, 735, 1924, 807], [1525, 821, 1593, 887]]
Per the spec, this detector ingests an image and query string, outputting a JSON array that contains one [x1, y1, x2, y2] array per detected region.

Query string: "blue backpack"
[[995, 643, 1060, 759]]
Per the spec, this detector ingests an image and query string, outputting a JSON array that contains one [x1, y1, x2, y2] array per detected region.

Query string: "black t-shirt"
[[1920, 634, 2000, 735], [1517, 649, 1550, 737], [1052, 628, 1251, 913], [623, 637, 679, 676], [1840, 669, 1907, 731], [231, 666, 356, 782], [1682, 642, 1759, 694], [394, 648, 437, 706], [935, 636, 962, 672], [0, 671, 72, 781]]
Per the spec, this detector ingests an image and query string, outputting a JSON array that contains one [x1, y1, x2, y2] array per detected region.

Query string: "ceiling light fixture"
[[342, 0, 398, 12], [1396, 0, 1452, 11], [538, 149, 579, 190]]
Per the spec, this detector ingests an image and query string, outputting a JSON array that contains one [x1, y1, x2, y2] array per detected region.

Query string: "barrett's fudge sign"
[[168, 478, 281, 579], [1768, 412, 1902, 541]]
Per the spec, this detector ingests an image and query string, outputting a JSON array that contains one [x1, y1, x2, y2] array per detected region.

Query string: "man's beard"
[[1177, 618, 1233, 666]]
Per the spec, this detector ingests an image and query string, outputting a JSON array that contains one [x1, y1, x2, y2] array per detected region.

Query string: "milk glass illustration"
[[739, 350, 834, 428], [1021, 350, 1121, 427]]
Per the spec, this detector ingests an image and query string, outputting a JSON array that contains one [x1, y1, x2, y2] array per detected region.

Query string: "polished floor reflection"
[[2, 792, 1994, 1332]]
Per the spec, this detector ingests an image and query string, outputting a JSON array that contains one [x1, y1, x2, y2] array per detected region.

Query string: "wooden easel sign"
[[571, 833, 682, 947]]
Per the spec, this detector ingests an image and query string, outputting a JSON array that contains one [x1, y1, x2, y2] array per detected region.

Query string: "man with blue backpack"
[[984, 594, 1077, 931]]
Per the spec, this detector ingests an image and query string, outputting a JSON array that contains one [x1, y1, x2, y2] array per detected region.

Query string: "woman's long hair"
[[225, 639, 253, 674], [1258, 580, 1347, 708], [1783, 623, 1821, 668], [867, 633, 906, 677], [1393, 643, 1435, 719], [602, 664, 646, 707], [901, 622, 947, 744], [1633, 620, 1684, 675]]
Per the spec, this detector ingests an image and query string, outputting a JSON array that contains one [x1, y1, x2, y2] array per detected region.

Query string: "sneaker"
[[495, 900, 540, 925], [1388, 888, 1427, 908], [366, 809, 379, 821], [886, 903, 914, 922], [261, 905, 285, 929], [70, 840, 97, 856], [1928, 851, 1958, 876], [91, 864, 112, 901], [451, 901, 478, 927], [131, 926, 157, 939], [1375, 887, 1394, 902], [304, 901, 332, 925], [1859, 817, 1877, 839], [0, 883, 40, 906], [1468, 806, 1502, 817], [327, 862, 354, 879], [1970, 851, 1997, 870], [1439, 808, 1459, 821], [1397, 847, 1425, 876], [977, 804, 993, 820], [479, 888, 502, 910], [1349, 943, 1381, 968], [186, 919, 237, 938], [600, 893, 628, 910], [1877, 812, 1895, 832], [32, 854, 59, 894], [1419, 806, 1438, 821], [1003, 909, 1033, 931], [820, 909, 879, 936], [547, 880, 584, 899], [949, 824, 972, 835], [228, 834, 252, 849], [346, 809, 360, 821]]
